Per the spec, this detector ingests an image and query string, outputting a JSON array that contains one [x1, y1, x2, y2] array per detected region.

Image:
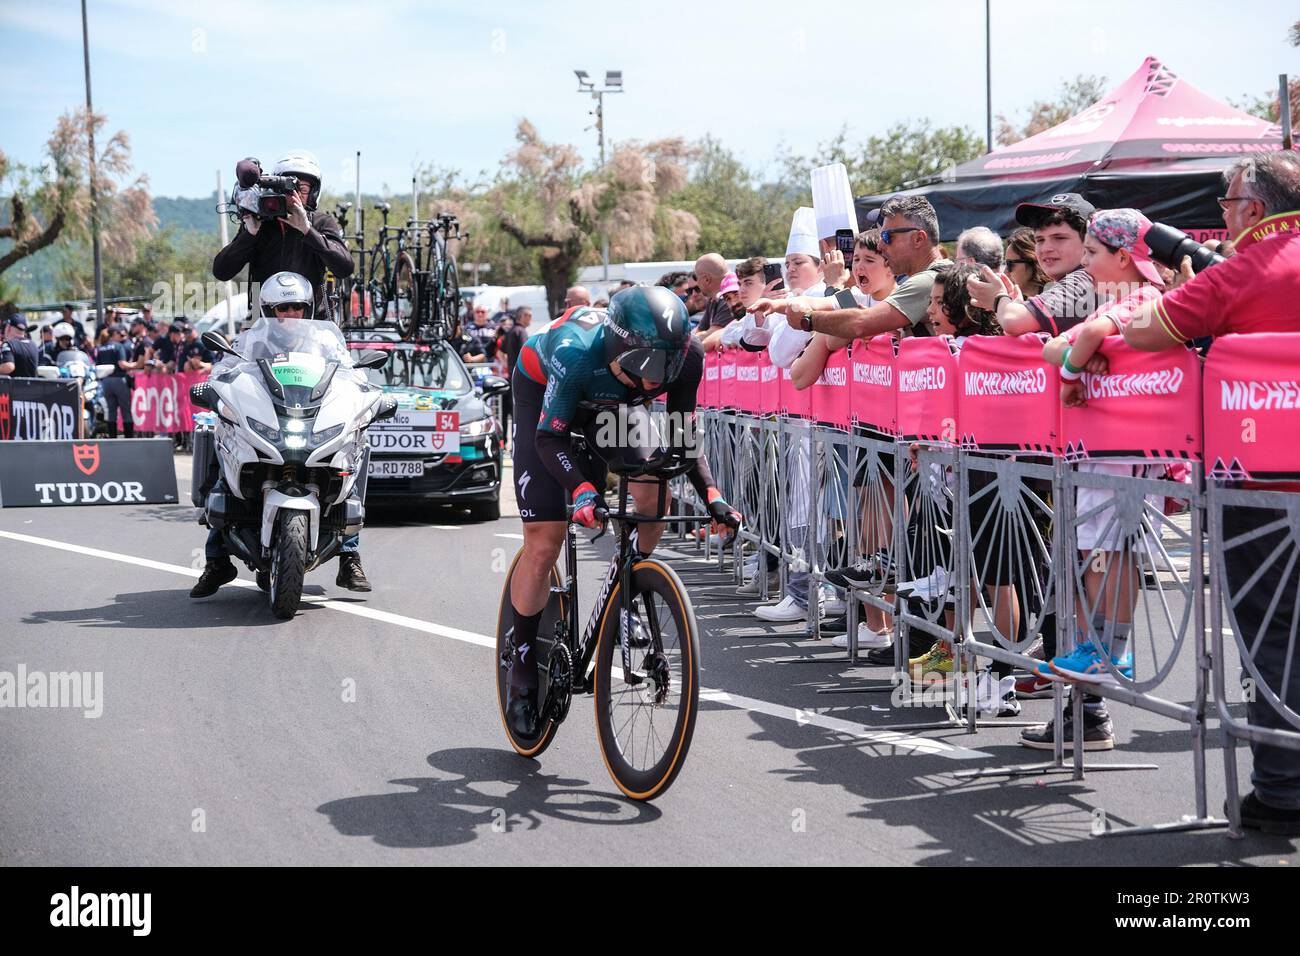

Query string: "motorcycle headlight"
[[247, 416, 281, 443], [460, 416, 494, 437], [311, 423, 344, 445]]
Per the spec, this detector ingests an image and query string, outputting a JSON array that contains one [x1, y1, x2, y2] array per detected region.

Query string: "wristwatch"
[[795, 303, 814, 332]]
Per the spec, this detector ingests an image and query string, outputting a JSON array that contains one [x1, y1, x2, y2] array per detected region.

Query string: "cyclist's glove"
[[571, 482, 607, 529], [705, 487, 742, 531]]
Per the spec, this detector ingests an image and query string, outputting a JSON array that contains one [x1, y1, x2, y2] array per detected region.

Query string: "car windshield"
[[229, 316, 353, 367], [350, 343, 471, 393]]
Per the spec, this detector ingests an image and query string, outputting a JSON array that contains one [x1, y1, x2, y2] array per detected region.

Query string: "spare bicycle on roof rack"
[[339, 206, 465, 344]]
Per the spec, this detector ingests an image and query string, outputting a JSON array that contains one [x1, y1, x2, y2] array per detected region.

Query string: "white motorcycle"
[[190, 317, 396, 618], [34, 349, 116, 437]]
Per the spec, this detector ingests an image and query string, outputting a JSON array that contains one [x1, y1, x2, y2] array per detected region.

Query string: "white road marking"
[[494, 533, 525, 540], [0, 528, 985, 759]]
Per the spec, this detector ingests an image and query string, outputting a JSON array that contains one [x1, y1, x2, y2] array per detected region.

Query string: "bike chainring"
[[543, 641, 574, 724]]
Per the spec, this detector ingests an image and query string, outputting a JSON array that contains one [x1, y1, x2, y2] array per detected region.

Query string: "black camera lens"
[[1144, 222, 1226, 274]]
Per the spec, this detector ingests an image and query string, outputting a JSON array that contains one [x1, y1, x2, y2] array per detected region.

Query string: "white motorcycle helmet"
[[52, 321, 75, 341], [271, 150, 322, 210], [259, 272, 315, 320]]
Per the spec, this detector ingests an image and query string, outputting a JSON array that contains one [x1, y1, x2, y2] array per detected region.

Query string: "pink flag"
[[958, 334, 1061, 453], [718, 350, 738, 409], [895, 337, 959, 443], [733, 349, 761, 414], [780, 363, 812, 418], [757, 350, 779, 416], [812, 344, 851, 429], [1061, 338, 1201, 460], [701, 350, 720, 409], [850, 335, 897, 434], [130, 370, 208, 434], [1203, 333, 1300, 479]]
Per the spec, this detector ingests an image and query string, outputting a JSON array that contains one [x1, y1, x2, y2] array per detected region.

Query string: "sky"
[[1, 0, 1296, 203]]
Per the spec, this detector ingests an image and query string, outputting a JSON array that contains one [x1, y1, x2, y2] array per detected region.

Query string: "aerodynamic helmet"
[[602, 285, 691, 385]]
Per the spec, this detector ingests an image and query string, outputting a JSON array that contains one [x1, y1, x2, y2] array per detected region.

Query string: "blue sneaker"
[[1049, 641, 1133, 684]]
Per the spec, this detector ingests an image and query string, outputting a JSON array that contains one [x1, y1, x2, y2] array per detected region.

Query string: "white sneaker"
[[896, 566, 951, 603], [822, 591, 847, 617], [736, 572, 776, 596], [831, 624, 892, 649], [755, 595, 808, 622]]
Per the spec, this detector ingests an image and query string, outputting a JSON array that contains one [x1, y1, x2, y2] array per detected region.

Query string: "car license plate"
[[369, 459, 424, 478]]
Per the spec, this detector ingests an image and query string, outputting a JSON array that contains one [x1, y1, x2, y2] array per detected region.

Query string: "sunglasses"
[[879, 227, 922, 245], [1216, 195, 1256, 210], [1005, 258, 1034, 267]]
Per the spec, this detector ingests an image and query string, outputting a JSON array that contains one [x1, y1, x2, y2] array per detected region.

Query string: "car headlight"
[[247, 416, 281, 443], [460, 416, 494, 437]]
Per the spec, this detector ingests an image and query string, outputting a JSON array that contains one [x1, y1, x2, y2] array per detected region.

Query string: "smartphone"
[[835, 228, 856, 258], [762, 262, 784, 290]]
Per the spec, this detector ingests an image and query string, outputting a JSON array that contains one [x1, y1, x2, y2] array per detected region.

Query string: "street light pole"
[[575, 70, 623, 281], [985, 0, 993, 153], [81, 0, 104, 331]]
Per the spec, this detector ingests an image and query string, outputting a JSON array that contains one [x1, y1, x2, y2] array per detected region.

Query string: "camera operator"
[[209, 154, 371, 594], [1123, 151, 1300, 834], [212, 151, 353, 318]]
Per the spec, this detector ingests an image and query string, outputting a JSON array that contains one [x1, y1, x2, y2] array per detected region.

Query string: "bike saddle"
[[374, 202, 391, 214]]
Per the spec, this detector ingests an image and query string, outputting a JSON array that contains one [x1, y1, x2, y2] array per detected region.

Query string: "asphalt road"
[[1, 454, 1296, 866]]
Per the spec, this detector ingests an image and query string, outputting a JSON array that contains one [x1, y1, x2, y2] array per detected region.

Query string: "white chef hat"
[[785, 206, 819, 260]]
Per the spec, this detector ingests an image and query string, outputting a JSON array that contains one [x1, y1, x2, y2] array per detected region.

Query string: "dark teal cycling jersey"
[[518, 306, 699, 435], [511, 305, 713, 507]]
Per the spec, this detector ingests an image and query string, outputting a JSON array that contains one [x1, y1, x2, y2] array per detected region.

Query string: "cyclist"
[[505, 285, 741, 737]]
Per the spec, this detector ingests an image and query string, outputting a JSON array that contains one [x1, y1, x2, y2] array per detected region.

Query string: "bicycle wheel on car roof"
[[393, 252, 417, 340]]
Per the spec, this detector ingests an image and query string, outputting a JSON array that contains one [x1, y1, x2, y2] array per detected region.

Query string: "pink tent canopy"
[[957, 56, 1286, 180]]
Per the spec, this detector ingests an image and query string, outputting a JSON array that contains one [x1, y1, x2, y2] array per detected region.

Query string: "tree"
[[0, 109, 155, 291], [996, 75, 1109, 146], [491, 120, 699, 316], [667, 137, 791, 258], [776, 121, 987, 199]]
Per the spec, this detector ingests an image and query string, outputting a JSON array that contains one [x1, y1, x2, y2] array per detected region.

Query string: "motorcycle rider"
[[212, 150, 353, 319], [39, 323, 78, 365], [503, 285, 742, 737], [190, 272, 372, 598]]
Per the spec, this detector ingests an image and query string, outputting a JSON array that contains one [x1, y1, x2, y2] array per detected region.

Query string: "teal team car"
[[346, 331, 508, 521]]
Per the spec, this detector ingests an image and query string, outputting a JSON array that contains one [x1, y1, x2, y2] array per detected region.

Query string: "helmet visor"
[[620, 345, 686, 385]]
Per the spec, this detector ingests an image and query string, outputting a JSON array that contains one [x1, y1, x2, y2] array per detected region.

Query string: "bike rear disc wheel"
[[495, 549, 566, 758], [594, 559, 700, 800]]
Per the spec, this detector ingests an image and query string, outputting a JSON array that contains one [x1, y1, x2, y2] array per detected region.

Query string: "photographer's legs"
[[336, 532, 371, 592], [191, 527, 236, 598]]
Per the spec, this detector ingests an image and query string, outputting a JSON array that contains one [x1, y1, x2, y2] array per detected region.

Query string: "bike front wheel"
[[593, 558, 700, 800]]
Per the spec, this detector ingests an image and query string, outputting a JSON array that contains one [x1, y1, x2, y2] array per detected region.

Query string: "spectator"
[[1003, 226, 1048, 299], [563, 286, 591, 310], [153, 321, 187, 373], [713, 257, 779, 351], [1121, 152, 1300, 833], [459, 305, 498, 364], [59, 303, 87, 348], [750, 195, 951, 346], [0, 314, 40, 377], [498, 305, 534, 448], [690, 253, 730, 334], [610, 279, 636, 296], [127, 316, 153, 370], [94, 323, 136, 438], [956, 226, 1005, 272], [969, 193, 1098, 336], [592, 297, 609, 308], [740, 206, 831, 368], [656, 270, 690, 292]]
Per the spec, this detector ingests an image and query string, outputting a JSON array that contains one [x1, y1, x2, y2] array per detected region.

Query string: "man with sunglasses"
[[502, 285, 740, 737], [749, 195, 951, 342]]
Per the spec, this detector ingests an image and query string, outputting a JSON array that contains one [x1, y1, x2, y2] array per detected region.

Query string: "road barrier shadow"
[[316, 747, 661, 849]]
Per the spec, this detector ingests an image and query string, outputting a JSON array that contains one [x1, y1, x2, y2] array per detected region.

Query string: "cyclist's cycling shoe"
[[190, 559, 237, 598], [506, 686, 541, 739]]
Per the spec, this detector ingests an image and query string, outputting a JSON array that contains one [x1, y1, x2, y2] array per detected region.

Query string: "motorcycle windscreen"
[[268, 353, 327, 396]]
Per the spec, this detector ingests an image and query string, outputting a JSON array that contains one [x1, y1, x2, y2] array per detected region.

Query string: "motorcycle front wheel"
[[269, 510, 309, 619]]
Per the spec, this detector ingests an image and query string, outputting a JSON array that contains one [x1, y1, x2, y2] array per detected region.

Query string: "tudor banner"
[[0, 438, 179, 508], [0, 376, 83, 441]]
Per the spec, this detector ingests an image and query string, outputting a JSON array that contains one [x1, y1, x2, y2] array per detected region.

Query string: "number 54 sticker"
[[437, 412, 460, 431]]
